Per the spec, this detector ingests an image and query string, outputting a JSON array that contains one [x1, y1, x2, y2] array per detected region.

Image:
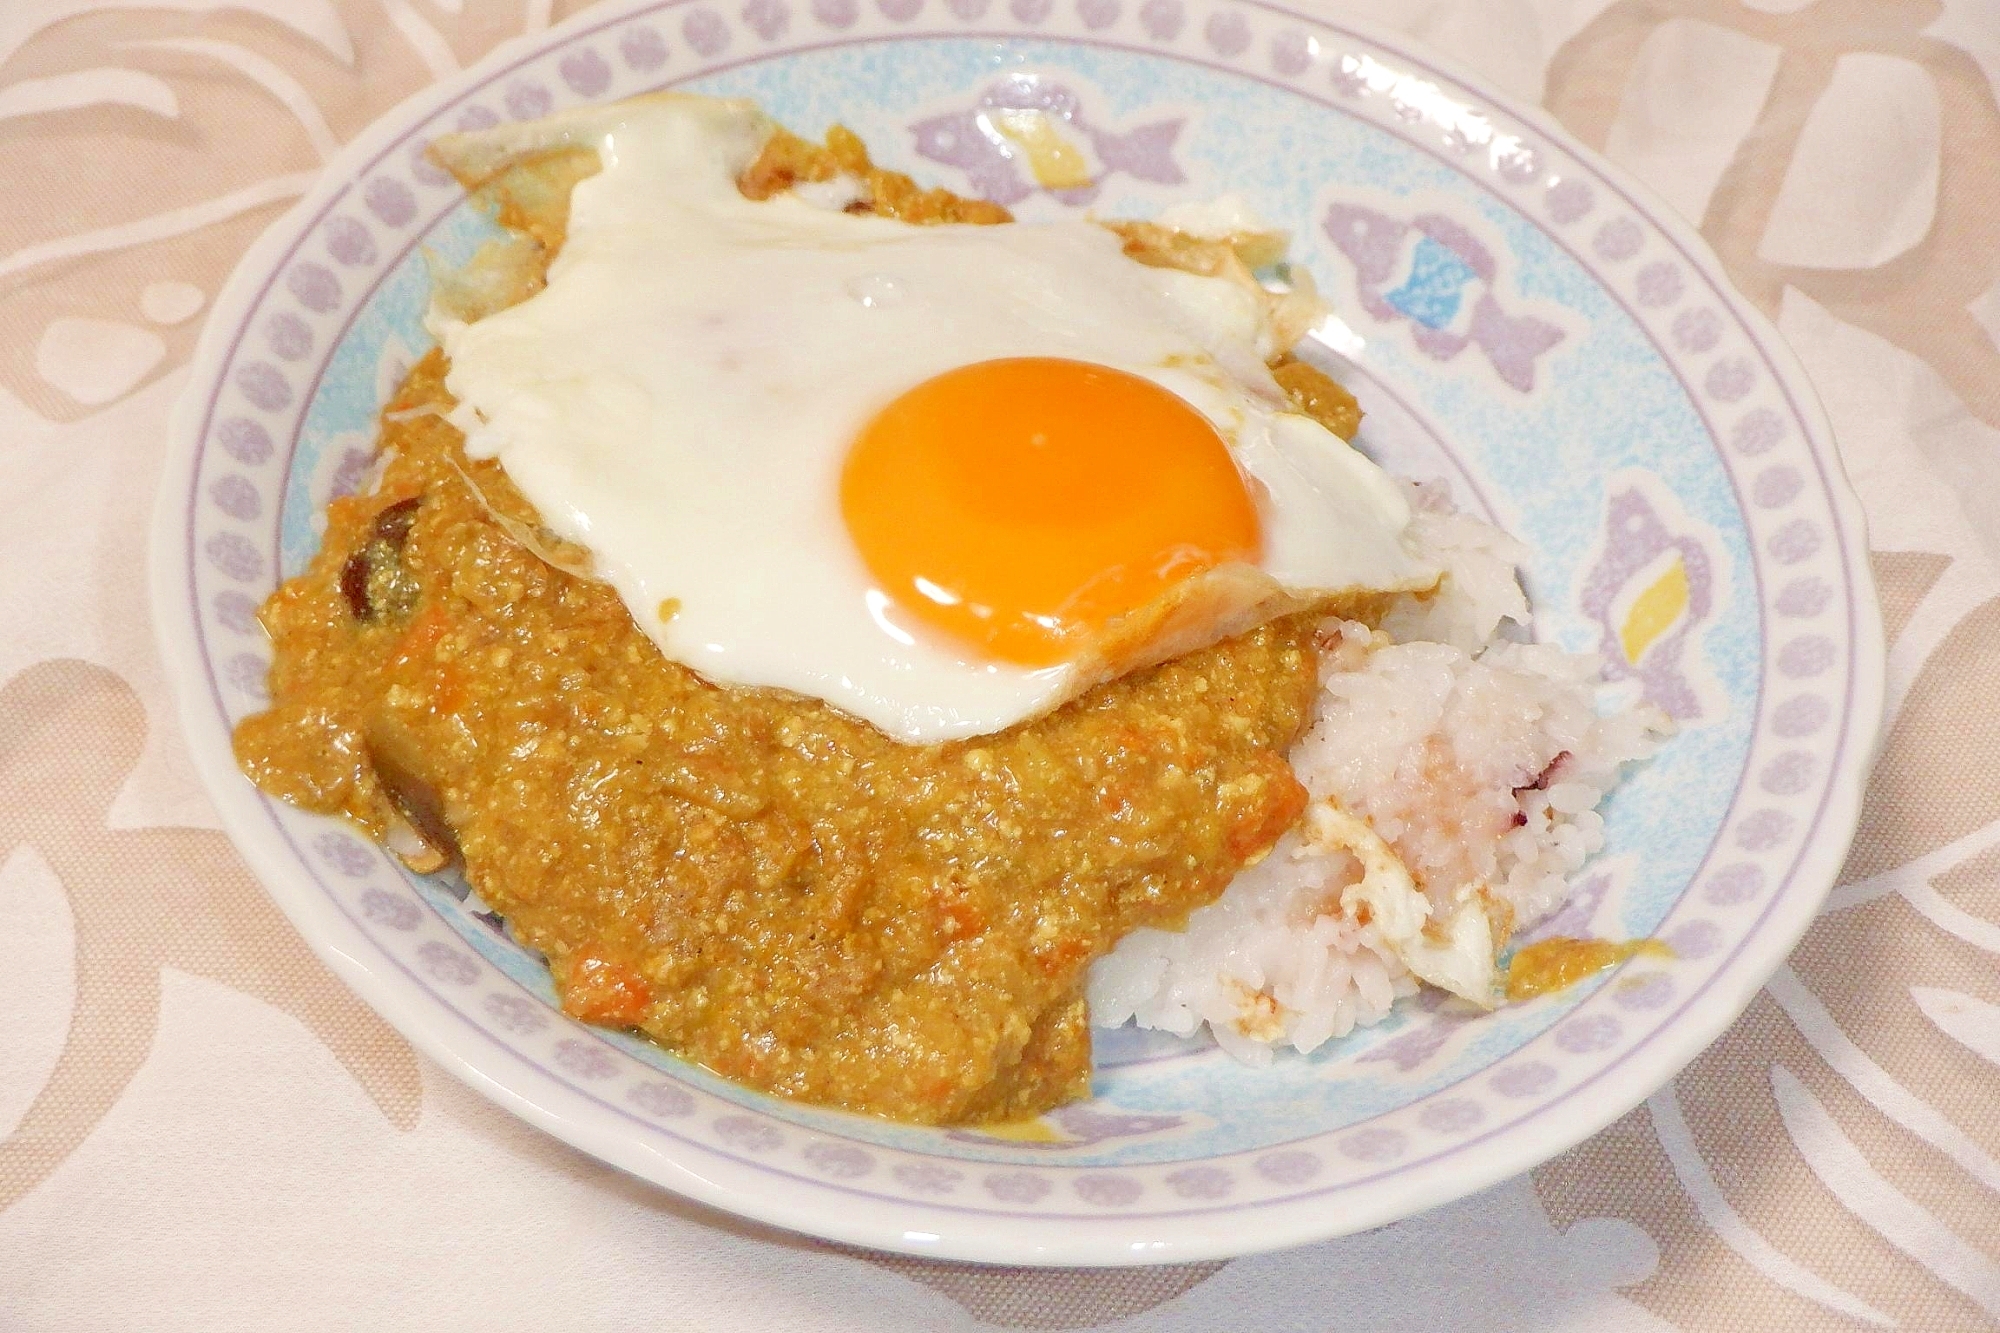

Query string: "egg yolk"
[[841, 357, 1263, 666]]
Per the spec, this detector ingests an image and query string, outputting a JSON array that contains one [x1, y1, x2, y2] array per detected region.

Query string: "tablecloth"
[[3, 0, 1997, 1327]]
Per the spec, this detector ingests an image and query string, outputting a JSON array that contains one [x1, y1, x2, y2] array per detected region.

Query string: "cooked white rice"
[[1086, 482, 1669, 1064]]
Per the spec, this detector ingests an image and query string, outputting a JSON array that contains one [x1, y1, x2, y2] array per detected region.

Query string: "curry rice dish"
[[236, 94, 1664, 1125]]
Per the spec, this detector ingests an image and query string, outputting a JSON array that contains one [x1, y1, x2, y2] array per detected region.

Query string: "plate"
[[152, 0, 1882, 1266]]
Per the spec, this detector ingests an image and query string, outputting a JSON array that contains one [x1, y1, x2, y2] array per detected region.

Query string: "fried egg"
[[432, 95, 1436, 742]]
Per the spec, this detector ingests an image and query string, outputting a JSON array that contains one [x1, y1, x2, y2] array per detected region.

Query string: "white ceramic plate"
[[153, 0, 1881, 1265]]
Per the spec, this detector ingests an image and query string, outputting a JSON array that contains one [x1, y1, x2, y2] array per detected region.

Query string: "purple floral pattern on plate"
[[204, 532, 262, 582], [1615, 974, 1675, 1012], [1592, 216, 1641, 261], [284, 264, 339, 313], [209, 474, 261, 520], [1556, 1015, 1623, 1054], [1774, 694, 1830, 737], [1706, 356, 1755, 403], [1636, 260, 1681, 306], [1139, 0, 1182, 40], [234, 362, 291, 411], [1769, 519, 1822, 565], [1166, 1165, 1232, 1198], [631, 1082, 697, 1118], [1754, 465, 1803, 508], [1340, 1127, 1407, 1162], [506, 80, 554, 120], [561, 49, 613, 96], [212, 589, 261, 634], [1736, 809, 1797, 851], [894, 1162, 963, 1194], [984, 1171, 1051, 1203], [1496, 144, 1540, 182], [1074, 1174, 1143, 1206], [1204, 10, 1248, 55], [1733, 407, 1785, 455], [265, 313, 312, 361], [216, 417, 271, 464], [714, 1116, 782, 1153], [622, 25, 670, 70], [1545, 177, 1592, 223], [1270, 29, 1313, 75], [1255, 1151, 1320, 1185], [1419, 1099, 1483, 1134], [483, 993, 548, 1034], [1076, 0, 1118, 28], [223, 653, 269, 697], [1673, 307, 1721, 352], [1704, 863, 1763, 905], [804, 1142, 875, 1177], [1492, 1062, 1557, 1098], [417, 940, 478, 986], [364, 177, 417, 227], [683, 9, 730, 53], [744, 0, 791, 40], [1666, 920, 1724, 961], [555, 1038, 619, 1079], [325, 216, 375, 266], [1779, 637, 1834, 679], [360, 887, 421, 930]]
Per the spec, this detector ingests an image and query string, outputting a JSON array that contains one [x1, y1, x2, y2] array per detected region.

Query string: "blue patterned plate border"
[[153, 0, 1881, 1264]]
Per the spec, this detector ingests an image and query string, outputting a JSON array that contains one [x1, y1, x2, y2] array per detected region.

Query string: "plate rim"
[[150, 0, 1885, 1266]]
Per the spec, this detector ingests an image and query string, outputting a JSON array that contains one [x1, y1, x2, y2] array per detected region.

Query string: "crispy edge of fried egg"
[[422, 94, 1443, 735]]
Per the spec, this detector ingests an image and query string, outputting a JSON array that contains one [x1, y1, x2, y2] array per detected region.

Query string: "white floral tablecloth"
[[4, 1, 1998, 1327]]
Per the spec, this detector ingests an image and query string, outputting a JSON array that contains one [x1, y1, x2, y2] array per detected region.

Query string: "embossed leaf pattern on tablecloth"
[[0, 0, 598, 421], [0, 660, 423, 1210], [1532, 5, 2000, 1330], [3, 0, 1998, 1327]]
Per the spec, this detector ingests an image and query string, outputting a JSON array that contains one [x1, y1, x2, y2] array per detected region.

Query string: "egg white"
[[431, 95, 1435, 742]]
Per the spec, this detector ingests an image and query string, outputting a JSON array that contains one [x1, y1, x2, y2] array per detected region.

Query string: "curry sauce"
[[236, 353, 1328, 1123], [233, 113, 1375, 1125]]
